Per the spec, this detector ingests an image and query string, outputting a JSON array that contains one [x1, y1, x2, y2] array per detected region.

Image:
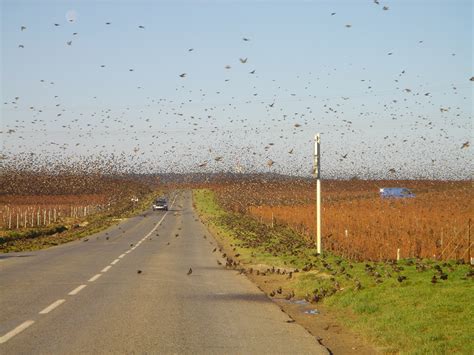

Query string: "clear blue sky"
[[1, 0, 472, 178]]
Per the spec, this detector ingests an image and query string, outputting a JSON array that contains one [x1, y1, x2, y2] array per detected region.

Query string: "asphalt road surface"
[[0, 190, 328, 354]]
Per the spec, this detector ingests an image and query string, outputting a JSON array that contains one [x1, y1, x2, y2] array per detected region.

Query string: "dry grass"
[[214, 179, 473, 261]]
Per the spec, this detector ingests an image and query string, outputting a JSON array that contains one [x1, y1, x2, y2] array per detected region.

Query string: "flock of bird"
[[2, 1, 472, 180]]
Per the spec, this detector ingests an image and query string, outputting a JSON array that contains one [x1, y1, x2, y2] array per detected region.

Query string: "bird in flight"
[[242, 37, 250, 41], [20, 26, 26, 31], [179, 73, 186, 78], [239, 58, 248, 63], [461, 141, 469, 149]]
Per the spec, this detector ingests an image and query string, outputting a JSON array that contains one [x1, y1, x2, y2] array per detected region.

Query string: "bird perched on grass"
[[397, 275, 407, 282]]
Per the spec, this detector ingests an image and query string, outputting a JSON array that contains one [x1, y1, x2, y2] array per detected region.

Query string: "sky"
[[1, 0, 472, 178]]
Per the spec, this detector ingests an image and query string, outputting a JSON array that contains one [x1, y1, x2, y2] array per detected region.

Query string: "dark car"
[[152, 198, 168, 211]]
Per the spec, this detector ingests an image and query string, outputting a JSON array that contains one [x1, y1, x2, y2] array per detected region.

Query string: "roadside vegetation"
[[0, 192, 157, 252], [0, 170, 161, 252], [193, 188, 474, 354]]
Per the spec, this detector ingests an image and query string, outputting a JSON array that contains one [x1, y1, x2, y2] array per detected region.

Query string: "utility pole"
[[313, 133, 322, 254]]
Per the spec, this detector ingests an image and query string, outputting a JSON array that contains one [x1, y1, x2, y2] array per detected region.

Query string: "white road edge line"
[[68, 284, 87, 296], [88, 274, 102, 282], [39, 299, 66, 314], [111, 259, 120, 265], [118, 253, 126, 258], [0, 320, 35, 344], [101, 265, 112, 273]]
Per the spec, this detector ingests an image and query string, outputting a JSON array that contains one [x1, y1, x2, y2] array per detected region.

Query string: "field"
[[0, 170, 159, 251], [193, 188, 474, 354], [211, 179, 473, 262]]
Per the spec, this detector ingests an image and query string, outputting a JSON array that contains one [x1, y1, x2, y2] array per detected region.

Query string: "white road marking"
[[111, 259, 120, 265], [101, 265, 112, 273], [118, 253, 126, 258], [125, 250, 131, 254], [88, 274, 102, 282], [68, 284, 87, 295], [39, 299, 65, 314], [0, 320, 35, 344]]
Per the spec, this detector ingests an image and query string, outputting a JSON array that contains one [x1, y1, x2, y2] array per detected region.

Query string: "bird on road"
[[187, 267, 193, 275]]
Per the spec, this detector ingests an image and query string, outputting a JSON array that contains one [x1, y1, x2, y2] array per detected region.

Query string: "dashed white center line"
[[0, 320, 35, 344], [125, 250, 131, 254], [88, 274, 102, 282], [39, 299, 65, 314], [68, 284, 87, 296], [101, 265, 112, 273], [118, 253, 126, 258], [111, 259, 120, 265]]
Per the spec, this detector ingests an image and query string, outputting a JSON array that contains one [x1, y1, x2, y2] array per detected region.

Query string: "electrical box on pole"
[[313, 134, 322, 254]]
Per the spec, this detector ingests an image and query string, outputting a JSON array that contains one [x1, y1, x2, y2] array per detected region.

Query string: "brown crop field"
[[212, 178, 473, 262], [0, 171, 158, 231]]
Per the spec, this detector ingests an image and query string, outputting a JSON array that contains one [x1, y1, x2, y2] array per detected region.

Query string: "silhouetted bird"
[[187, 267, 193, 275]]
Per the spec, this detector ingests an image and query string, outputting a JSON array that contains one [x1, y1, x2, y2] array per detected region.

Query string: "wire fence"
[[0, 204, 105, 230]]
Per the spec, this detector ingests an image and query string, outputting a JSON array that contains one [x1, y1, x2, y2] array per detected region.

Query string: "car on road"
[[152, 198, 168, 211]]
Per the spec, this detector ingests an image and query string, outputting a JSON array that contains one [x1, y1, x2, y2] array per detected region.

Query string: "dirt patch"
[[246, 271, 379, 354]]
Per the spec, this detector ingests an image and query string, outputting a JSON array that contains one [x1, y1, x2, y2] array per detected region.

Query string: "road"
[[0, 190, 328, 354]]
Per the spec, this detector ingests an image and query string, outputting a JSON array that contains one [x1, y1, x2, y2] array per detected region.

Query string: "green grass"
[[193, 188, 474, 354]]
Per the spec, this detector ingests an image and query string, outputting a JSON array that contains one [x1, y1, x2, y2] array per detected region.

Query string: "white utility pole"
[[313, 133, 322, 254]]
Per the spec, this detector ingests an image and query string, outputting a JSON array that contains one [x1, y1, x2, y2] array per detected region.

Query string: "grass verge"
[[0, 192, 159, 252], [193, 188, 474, 354]]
